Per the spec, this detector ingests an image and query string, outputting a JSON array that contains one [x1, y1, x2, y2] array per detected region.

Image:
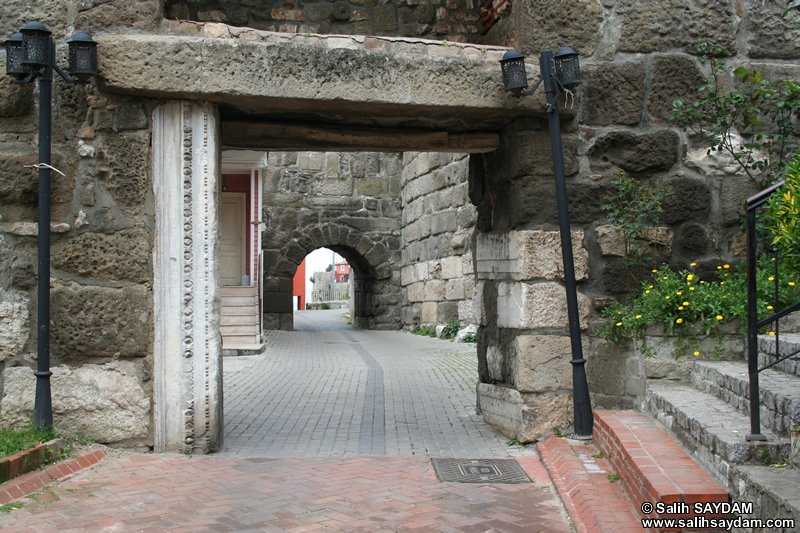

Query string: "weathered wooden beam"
[[221, 121, 500, 153]]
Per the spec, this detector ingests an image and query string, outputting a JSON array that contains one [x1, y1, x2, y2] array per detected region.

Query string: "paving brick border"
[[0, 448, 107, 504], [539, 434, 646, 533]]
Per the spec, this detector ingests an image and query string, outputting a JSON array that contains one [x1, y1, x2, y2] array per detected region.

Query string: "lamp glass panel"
[[500, 57, 528, 92], [68, 41, 97, 78], [4, 37, 25, 77], [554, 54, 581, 86], [21, 28, 50, 68]]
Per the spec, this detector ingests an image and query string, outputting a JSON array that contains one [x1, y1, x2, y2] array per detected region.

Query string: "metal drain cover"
[[431, 458, 531, 483]]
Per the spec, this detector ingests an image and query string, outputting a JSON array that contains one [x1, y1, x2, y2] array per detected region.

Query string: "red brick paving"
[[538, 434, 645, 533], [0, 454, 573, 532], [0, 449, 106, 504]]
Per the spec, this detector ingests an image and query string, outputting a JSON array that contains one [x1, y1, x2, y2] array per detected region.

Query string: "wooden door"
[[220, 193, 246, 286]]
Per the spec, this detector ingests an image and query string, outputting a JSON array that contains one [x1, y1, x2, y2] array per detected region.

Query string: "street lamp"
[[4, 21, 98, 430], [499, 47, 592, 439]]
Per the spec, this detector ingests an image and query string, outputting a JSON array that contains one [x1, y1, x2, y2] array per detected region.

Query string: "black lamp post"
[[499, 47, 592, 439], [4, 21, 98, 430]]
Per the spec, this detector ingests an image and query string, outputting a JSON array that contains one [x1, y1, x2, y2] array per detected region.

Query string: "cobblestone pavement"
[[219, 310, 533, 459], [0, 310, 574, 532]]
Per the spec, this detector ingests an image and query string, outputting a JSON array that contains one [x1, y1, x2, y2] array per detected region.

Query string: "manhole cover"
[[431, 458, 531, 484]]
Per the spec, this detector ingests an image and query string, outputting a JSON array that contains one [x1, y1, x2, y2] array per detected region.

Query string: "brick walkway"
[[0, 454, 572, 532]]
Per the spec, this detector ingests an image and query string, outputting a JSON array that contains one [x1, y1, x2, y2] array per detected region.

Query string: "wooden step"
[[220, 325, 258, 336], [220, 315, 258, 326], [593, 410, 730, 527], [221, 306, 258, 316], [220, 286, 257, 297], [221, 296, 257, 307]]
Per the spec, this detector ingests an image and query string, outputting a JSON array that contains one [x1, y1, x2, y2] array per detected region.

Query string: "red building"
[[334, 261, 350, 283], [292, 258, 306, 311]]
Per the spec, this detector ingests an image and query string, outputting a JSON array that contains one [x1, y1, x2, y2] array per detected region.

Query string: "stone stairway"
[[220, 286, 264, 355], [640, 334, 800, 525]]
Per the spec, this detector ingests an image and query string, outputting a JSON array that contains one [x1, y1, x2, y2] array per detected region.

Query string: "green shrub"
[[440, 319, 460, 340], [766, 155, 800, 274]]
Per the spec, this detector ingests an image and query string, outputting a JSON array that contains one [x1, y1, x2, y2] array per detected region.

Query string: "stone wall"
[[400, 152, 477, 328], [165, 0, 483, 42], [0, 2, 157, 447], [261, 151, 404, 330], [472, 0, 800, 439]]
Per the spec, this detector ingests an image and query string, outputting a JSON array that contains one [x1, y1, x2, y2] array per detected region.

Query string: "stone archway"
[[263, 220, 401, 331]]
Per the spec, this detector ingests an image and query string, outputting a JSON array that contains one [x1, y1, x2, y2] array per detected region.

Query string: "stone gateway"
[[0, 0, 798, 461]]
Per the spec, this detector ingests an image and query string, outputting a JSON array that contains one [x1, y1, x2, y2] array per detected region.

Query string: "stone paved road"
[[219, 309, 531, 459]]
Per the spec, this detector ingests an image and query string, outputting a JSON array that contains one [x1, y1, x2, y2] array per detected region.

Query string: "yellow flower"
[[720, 282, 725, 285], [649, 285, 654, 289], [676, 318, 683, 324], [645, 290, 651, 294], [678, 306, 684, 311], [693, 351, 700, 356], [769, 331, 776, 336], [663, 277, 669, 280], [665, 296, 670, 300], [616, 322, 623, 326], [717, 266, 722, 270], [676, 292, 683, 295], [690, 287, 695, 291], [769, 277, 775, 281], [716, 315, 723, 320], [687, 275, 694, 281], [677, 359, 683, 363], [690, 262, 697, 266], [790, 282, 796, 287], [767, 305, 774, 310], [652, 269, 658, 273], [724, 264, 730, 269], [636, 315, 642, 319], [683, 302, 689, 306], [700, 281, 705, 284]]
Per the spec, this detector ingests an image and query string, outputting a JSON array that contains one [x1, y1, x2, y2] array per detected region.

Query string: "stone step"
[[593, 410, 729, 525], [220, 286, 257, 297], [220, 325, 258, 336], [645, 382, 791, 488], [691, 360, 800, 437], [221, 295, 257, 307], [220, 314, 258, 326], [759, 333, 800, 378]]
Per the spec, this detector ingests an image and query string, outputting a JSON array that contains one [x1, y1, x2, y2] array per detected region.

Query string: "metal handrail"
[[257, 250, 263, 337], [745, 180, 800, 440]]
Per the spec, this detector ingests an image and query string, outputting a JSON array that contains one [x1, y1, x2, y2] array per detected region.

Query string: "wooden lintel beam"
[[221, 121, 500, 153]]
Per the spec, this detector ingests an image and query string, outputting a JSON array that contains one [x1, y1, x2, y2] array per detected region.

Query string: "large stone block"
[[0, 362, 150, 444], [477, 383, 573, 443], [95, 131, 152, 211], [649, 55, 707, 123], [51, 228, 152, 283], [595, 224, 673, 258], [580, 62, 645, 126], [476, 230, 588, 281], [0, 76, 32, 118], [589, 130, 680, 173], [512, 0, 604, 57], [744, 0, 800, 59], [720, 176, 760, 226], [497, 281, 591, 330], [617, 0, 737, 54], [75, 0, 162, 33], [51, 282, 152, 358], [660, 176, 712, 225], [0, 0, 69, 39], [514, 335, 580, 393], [0, 288, 29, 362]]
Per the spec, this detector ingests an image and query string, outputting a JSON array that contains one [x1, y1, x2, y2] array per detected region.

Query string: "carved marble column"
[[152, 101, 223, 453]]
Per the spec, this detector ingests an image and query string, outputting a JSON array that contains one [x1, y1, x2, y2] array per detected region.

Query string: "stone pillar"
[[152, 101, 223, 453], [475, 230, 591, 442]]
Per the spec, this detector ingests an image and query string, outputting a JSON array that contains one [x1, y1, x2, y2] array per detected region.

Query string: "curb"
[[0, 448, 107, 504]]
